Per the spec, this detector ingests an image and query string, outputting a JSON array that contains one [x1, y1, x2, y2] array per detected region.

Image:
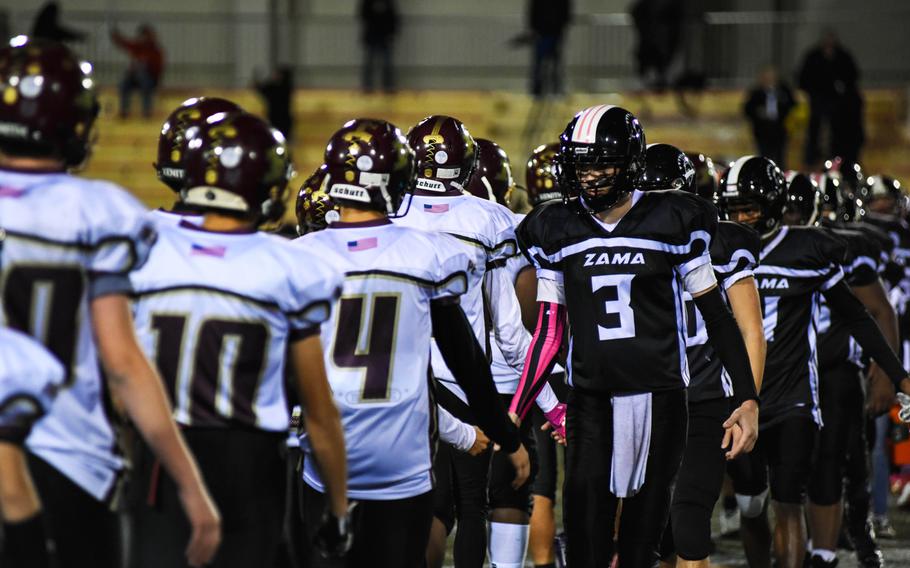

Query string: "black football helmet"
[[816, 170, 864, 223], [182, 111, 292, 223], [155, 97, 243, 192], [464, 138, 514, 205], [525, 143, 562, 206], [408, 115, 476, 194], [865, 175, 906, 215], [324, 118, 415, 215], [715, 156, 787, 237], [296, 165, 339, 235], [639, 143, 695, 192], [556, 105, 646, 212], [0, 37, 99, 168], [685, 152, 719, 202], [783, 171, 820, 226]]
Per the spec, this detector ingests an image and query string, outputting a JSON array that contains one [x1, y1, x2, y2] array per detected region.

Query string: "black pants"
[[810, 363, 865, 505], [489, 394, 538, 514], [660, 397, 731, 561], [26, 453, 121, 568], [433, 386, 493, 567], [729, 414, 816, 503], [564, 388, 688, 568], [303, 483, 433, 568], [131, 428, 286, 568]]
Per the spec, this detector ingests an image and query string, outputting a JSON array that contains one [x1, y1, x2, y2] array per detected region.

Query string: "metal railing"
[[5, 8, 910, 90]]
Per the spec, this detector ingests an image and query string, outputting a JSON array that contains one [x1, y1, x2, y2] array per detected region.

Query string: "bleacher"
[[84, 87, 910, 221]]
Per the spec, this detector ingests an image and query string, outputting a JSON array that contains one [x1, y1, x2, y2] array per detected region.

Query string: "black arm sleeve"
[[824, 280, 907, 389], [431, 299, 521, 453], [693, 286, 759, 406]]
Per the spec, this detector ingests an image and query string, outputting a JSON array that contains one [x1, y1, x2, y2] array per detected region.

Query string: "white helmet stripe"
[[572, 105, 615, 144], [725, 155, 756, 189]]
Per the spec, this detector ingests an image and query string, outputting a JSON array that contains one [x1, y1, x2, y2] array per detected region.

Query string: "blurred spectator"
[[111, 24, 164, 118], [529, 0, 572, 98], [798, 29, 860, 168], [631, 0, 682, 92], [743, 66, 795, 168], [359, 0, 399, 94], [255, 66, 294, 141], [831, 86, 865, 167], [31, 2, 85, 43]]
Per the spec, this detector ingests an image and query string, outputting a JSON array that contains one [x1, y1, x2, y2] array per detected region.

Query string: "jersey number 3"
[[592, 274, 636, 341]]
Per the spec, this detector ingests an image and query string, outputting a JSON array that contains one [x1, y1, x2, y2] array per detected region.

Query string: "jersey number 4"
[[333, 295, 400, 403], [592, 274, 636, 341]]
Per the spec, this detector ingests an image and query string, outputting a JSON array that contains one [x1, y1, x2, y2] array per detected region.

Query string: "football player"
[[0, 325, 64, 568], [149, 96, 243, 226], [128, 111, 348, 568], [640, 144, 767, 568], [510, 105, 759, 567], [465, 138, 567, 568], [788, 171, 896, 568], [0, 38, 220, 568], [295, 118, 526, 568], [394, 115, 544, 568], [717, 156, 910, 568]]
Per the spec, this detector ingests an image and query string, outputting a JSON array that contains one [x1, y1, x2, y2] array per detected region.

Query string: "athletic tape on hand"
[[898, 392, 910, 423]]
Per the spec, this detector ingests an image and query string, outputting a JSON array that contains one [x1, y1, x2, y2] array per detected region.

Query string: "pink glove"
[[544, 402, 567, 440]]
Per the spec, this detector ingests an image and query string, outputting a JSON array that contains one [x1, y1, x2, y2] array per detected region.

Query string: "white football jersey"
[[0, 328, 65, 442], [295, 219, 471, 500], [395, 193, 518, 401], [0, 169, 155, 500], [130, 221, 342, 432], [489, 251, 532, 393]]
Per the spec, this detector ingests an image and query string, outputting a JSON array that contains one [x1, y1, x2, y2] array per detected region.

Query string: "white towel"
[[610, 392, 653, 498]]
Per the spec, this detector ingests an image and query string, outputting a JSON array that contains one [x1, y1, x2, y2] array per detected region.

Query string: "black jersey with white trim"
[[818, 226, 883, 370], [754, 225, 847, 427], [518, 189, 717, 394], [684, 221, 760, 403], [863, 213, 910, 291]]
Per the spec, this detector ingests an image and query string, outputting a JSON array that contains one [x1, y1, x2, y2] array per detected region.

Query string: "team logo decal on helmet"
[[556, 105, 646, 213]]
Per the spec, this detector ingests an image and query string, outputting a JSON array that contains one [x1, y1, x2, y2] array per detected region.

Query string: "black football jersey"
[[817, 226, 883, 371], [863, 213, 910, 291], [684, 221, 761, 403], [754, 225, 847, 427], [518, 190, 717, 394]]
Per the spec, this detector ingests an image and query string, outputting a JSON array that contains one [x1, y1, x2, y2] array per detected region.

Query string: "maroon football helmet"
[[408, 115, 476, 194], [684, 152, 719, 202], [182, 111, 292, 222], [155, 96, 243, 192], [464, 138, 514, 206], [296, 165, 339, 235], [0, 37, 99, 168], [323, 118, 415, 215], [525, 143, 561, 206]]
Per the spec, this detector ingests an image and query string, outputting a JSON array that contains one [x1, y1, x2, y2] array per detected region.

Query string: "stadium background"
[[0, 0, 908, 224]]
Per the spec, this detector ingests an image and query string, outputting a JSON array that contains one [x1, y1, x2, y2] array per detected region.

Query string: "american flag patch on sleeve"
[[190, 244, 227, 258], [347, 237, 378, 252]]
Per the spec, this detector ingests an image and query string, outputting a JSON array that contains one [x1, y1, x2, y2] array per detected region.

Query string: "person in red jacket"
[[111, 24, 164, 118]]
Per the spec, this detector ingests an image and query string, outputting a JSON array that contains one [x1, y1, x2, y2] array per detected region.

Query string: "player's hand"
[[178, 485, 221, 567], [867, 370, 896, 416], [468, 427, 490, 456], [543, 402, 567, 440], [508, 444, 531, 489], [722, 399, 759, 460], [508, 412, 521, 427], [541, 420, 567, 446], [314, 506, 354, 558]]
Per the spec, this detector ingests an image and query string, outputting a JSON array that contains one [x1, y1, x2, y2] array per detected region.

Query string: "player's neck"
[[594, 192, 633, 225], [339, 207, 386, 224], [0, 155, 66, 172], [201, 212, 256, 233]]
